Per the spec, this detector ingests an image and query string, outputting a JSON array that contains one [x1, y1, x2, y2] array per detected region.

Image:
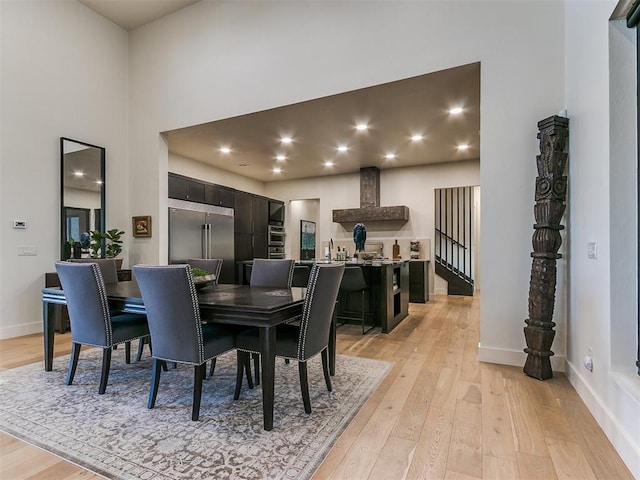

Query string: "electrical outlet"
[[587, 242, 597, 259], [583, 355, 593, 372]]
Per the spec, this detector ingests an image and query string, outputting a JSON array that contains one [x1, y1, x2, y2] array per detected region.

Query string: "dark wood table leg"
[[259, 326, 276, 431], [329, 305, 336, 376], [43, 301, 55, 371]]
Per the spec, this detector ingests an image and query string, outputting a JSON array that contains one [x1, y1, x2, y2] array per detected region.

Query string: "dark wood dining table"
[[41, 281, 337, 431]]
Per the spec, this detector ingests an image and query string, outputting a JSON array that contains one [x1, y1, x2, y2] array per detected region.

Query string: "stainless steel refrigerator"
[[168, 198, 235, 284]]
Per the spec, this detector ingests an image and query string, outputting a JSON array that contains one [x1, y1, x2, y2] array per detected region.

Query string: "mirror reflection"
[[60, 137, 105, 260]]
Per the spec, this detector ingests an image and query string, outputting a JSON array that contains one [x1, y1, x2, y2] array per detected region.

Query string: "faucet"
[[328, 238, 334, 262]]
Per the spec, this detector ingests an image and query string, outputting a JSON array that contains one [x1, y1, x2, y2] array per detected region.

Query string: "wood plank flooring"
[[0, 295, 633, 479]]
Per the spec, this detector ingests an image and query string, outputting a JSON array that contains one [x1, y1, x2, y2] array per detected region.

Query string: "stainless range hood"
[[332, 167, 409, 223]]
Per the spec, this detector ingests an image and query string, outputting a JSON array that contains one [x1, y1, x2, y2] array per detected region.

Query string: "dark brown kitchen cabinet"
[[252, 197, 268, 234], [234, 192, 252, 234], [205, 185, 234, 208], [168, 173, 205, 203]]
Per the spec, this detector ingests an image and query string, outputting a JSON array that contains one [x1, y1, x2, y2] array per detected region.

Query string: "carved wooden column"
[[523, 115, 569, 380]]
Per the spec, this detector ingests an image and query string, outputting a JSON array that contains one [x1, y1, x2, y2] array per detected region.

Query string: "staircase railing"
[[435, 186, 474, 285]]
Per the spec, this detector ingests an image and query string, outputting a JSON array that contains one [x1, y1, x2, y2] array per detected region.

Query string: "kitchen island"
[[237, 259, 409, 333]]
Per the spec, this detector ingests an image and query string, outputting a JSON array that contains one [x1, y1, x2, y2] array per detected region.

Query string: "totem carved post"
[[523, 115, 569, 380]]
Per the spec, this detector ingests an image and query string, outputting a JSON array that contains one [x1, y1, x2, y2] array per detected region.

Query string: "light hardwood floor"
[[0, 295, 633, 479]]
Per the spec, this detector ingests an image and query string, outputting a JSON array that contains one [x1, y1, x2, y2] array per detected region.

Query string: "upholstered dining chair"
[[68, 258, 139, 361], [234, 263, 345, 414], [55, 261, 149, 394], [246, 258, 295, 384], [133, 264, 240, 421], [291, 265, 311, 288], [250, 258, 295, 288]]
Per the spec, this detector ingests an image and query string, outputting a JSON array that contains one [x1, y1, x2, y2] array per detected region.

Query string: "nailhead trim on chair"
[[91, 263, 114, 346], [185, 265, 206, 365], [287, 262, 295, 287], [152, 347, 235, 366], [297, 264, 320, 361]]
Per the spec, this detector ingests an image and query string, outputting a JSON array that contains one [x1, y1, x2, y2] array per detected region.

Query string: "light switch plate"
[[17, 246, 37, 256], [587, 242, 597, 259]]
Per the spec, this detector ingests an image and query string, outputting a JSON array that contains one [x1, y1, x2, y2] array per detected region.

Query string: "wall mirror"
[[60, 137, 105, 260]]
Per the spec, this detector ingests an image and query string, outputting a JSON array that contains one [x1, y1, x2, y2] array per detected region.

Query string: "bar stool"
[[336, 266, 374, 334]]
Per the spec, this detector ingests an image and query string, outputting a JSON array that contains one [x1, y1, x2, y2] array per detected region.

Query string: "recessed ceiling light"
[[457, 143, 470, 151], [276, 154, 286, 161], [385, 153, 396, 160], [324, 161, 334, 167], [219, 146, 231, 154], [411, 134, 424, 142], [356, 123, 368, 131], [281, 136, 293, 144], [337, 145, 348, 153], [273, 167, 282, 174], [449, 107, 464, 115], [73, 171, 84, 177]]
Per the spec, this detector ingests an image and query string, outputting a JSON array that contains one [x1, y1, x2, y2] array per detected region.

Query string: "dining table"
[[41, 281, 337, 431]]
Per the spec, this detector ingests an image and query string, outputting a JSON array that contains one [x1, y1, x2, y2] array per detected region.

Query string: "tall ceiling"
[[166, 62, 481, 183], [78, 0, 201, 31], [75, 1, 481, 184]]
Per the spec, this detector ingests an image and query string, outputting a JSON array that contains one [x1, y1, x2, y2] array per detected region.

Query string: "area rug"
[[0, 348, 391, 480]]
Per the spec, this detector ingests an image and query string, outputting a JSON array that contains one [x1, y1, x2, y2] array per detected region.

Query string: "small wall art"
[[132, 215, 152, 238]]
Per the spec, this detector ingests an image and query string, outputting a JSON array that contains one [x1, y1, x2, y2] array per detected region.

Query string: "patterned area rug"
[[0, 348, 391, 479]]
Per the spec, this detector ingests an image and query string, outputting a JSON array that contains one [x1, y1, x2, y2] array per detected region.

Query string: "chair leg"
[[161, 360, 168, 372], [148, 358, 162, 409], [98, 347, 112, 394], [135, 337, 146, 362], [321, 349, 332, 392], [298, 361, 311, 414], [284, 358, 290, 364], [245, 353, 254, 389], [234, 352, 245, 400], [66, 342, 81, 385], [192, 364, 206, 421], [124, 342, 131, 364], [208, 358, 217, 378], [252, 353, 260, 385]]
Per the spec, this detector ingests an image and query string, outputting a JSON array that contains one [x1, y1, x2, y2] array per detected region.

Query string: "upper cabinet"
[[169, 173, 234, 208], [205, 184, 234, 208], [168, 173, 204, 203]]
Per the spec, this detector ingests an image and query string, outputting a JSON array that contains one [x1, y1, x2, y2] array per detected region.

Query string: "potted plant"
[[90, 228, 125, 268]]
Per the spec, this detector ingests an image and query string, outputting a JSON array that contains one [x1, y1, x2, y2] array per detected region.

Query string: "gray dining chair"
[[69, 258, 139, 362], [234, 262, 345, 413], [250, 259, 295, 288], [55, 261, 149, 394], [291, 265, 311, 288], [246, 258, 295, 384], [186, 258, 223, 284], [133, 264, 241, 421]]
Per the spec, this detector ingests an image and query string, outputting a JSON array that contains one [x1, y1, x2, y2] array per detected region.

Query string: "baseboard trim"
[[477, 344, 566, 372], [565, 362, 640, 479], [0, 322, 42, 340]]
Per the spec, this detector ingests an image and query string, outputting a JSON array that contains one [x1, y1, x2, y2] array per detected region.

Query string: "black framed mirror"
[[60, 137, 105, 260]]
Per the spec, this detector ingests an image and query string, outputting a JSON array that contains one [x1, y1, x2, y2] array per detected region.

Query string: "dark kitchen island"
[[237, 259, 409, 333]]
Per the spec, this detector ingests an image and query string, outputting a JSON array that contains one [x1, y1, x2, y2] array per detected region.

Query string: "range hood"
[[332, 167, 409, 223]]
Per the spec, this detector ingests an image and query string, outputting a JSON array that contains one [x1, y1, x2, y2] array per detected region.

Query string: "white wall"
[[267, 161, 479, 272], [169, 152, 265, 196], [0, 1, 129, 338], [127, 0, 564, 364], [289, 199, 320, 260], [565, 1, 640, 475]]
